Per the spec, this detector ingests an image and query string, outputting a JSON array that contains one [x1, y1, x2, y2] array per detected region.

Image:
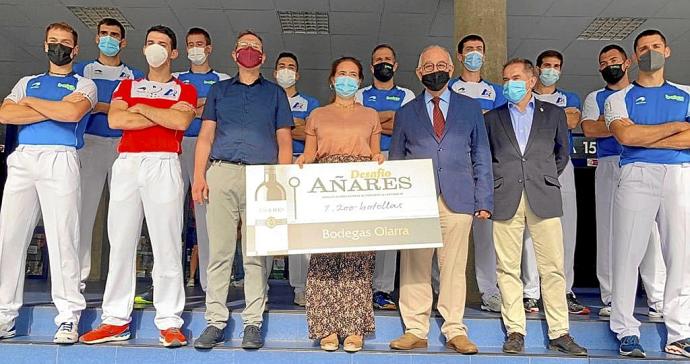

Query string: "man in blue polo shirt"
[[173, 27, 230, 292], [527, 50, 587, 315], [581, 44, 665, 319], [355, 44, 414, 311], [606, 29, 690, 359], [73, 17, 144, 293], [191, 30, 293, 350], [273, 51, 319, 307], [449, 34, 507, 313], [0, 22, 96, 344]]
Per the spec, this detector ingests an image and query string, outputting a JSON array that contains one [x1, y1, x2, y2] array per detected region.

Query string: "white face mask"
[[144, 44, 168, 68], [187, 47, 207, 66], [275, 68, 297, 88]]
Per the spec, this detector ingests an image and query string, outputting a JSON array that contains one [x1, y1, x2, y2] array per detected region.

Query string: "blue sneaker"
[[373, 291, 397, 310], [0, 320, 16, 339], [619, 335, 645, 358], [665, 338, 690, 358]]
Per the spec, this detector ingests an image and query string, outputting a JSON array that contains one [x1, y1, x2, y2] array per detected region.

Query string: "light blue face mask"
[[463, 51, 483, 72], [98, 36, 120, 57], [539, 67, 560, 86], [502, 80, 528, 104], [334, 76, 359, 98]]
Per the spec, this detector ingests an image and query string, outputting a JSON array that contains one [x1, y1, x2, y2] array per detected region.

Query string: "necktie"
[[432, 97, 445, 138]]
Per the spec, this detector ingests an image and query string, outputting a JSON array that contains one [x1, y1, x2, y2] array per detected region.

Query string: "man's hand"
[[63, 92, 87, 103], [474, 210, 491, 219], [295, 154, 305, 169], [373, 153, 385, 165], [192, 177, 209, 204]]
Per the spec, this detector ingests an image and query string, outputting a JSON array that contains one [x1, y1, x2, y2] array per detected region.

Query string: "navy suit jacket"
[[389, 91, 493, 215]]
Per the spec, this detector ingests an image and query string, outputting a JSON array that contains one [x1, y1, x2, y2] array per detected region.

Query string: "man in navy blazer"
[[388, 45, 492, 355]]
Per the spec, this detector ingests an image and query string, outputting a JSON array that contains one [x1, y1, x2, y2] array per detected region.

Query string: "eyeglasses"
[[421, 61, 449, 73], [237, 41, 262, 50]]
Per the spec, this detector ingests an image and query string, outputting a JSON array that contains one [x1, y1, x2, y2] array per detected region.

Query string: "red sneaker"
[[160, 328, 187, 348], [79, 324, 131, 344]]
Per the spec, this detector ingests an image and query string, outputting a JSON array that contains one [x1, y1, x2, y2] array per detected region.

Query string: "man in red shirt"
[[79, 25, 196, 348]]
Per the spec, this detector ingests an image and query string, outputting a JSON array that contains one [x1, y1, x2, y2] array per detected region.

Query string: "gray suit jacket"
[[484, 99, 570, 221]]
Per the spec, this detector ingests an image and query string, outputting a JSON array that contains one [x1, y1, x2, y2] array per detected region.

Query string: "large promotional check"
[[246, 159, 443, 256]]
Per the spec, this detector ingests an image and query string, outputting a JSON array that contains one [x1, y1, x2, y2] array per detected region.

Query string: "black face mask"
[[421, 70, 450, 92], [373, 62, 395, 82], [600, 64, 625, 85], [47, 43, 73, 66]]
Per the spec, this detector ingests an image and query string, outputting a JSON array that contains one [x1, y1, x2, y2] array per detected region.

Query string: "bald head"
[[417, 45, 453, 68]]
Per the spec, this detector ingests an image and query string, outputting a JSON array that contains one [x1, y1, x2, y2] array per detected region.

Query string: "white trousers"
[[180, 137, 209, 291], [101, 153, 185, 330], [0, 145, 85, 326], [78, 134, 119, 289], [522, 160, 577, 297], [611, 162, 690, 343], [595, 156, 665, 308]]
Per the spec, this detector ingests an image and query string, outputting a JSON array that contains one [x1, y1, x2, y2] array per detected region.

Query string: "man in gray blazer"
[[484, 58, 586, 356]]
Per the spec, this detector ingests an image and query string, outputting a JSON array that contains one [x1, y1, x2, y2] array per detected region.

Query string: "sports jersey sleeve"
[[4, 76, 31, 103], [178, 83, 198, 108], [604, 88, 629, 129], [566, 91, 582, 110], [73, 62, 86, 76], [401, 87, 416, 106], [306, 96, 320, 117], [492, 83, 507, 108], [75, 77, 98, 108], [275, 87, 295, 129], [111, 79, 132, 105], [201, 82, 218, 122], [670, 83, 690, 120], [132, 68, 145, 79], [217, 72, 231, 81], [354, 88, 364, 104], [581, 90, 600, 121]]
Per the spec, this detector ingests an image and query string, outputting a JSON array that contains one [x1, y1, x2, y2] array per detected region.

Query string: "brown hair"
[[45, 22, 78, 44], [236, 30, 263, 48], [329, 56, 364, 84]]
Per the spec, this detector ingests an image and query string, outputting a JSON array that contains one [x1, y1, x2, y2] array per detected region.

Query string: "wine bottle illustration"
[[253, 166, 289, 254]]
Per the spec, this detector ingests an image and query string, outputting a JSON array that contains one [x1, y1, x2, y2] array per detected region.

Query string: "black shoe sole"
[[620, 348, 646, 358], [241, 341, 264, 349], [502, 348, 524, 354], [548, 344, 588, 356], [194, 340, 223, 349]]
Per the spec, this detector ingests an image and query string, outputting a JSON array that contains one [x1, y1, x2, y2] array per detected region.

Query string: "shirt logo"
[[291, 101, 307, 112], [665, 94, 685, 102], [120, 72, 130, 79], [30, 81, 41, 89], [385, 95, 401, 102], [367, 95, 377, 102], [132, 82, 181, 101], [481, 89, 492, 97], [203, 80, 216, 85], [556, 97, 565, 105], [182, 80, 191, 84], [57, 83, 76, 92], [635, 96, 647, 105], [94, 69, 103, 74]]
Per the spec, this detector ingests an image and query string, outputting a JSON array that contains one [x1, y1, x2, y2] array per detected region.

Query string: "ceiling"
[[1, 0, 690, 103]]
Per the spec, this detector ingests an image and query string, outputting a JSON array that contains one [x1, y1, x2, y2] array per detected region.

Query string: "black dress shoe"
[[194, 326, 224, 349], [549, 334, 588, 356], [241, 325, 264, 349], [503, 332, 524, 354]]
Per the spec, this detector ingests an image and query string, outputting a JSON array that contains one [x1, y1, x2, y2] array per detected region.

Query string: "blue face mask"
[[503, 80, 528, 104], [463, 51, 483, 72], [334, 76, 359, 98], [98, 36, 120, 57], [539, 67, 560, 86]]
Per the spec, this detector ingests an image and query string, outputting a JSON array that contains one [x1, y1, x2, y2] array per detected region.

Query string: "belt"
[[210, 159, 247, 165]]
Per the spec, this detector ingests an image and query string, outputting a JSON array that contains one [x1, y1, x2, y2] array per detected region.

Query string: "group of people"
[[0, 17, 688, 360]]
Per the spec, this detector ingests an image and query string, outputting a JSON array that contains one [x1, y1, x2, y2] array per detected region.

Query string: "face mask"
[[236, 47, 263, 69], [600, 64, 625, 85], [638, 50, 665, 72], [463, 51, 484, 72], [373, 62, 395, 82], [503, 80, 528, 104], [539, 67, 560, 86], [421, 70, 450, 92], [144, 43, 168, 68], [98, 36, 120, 57], [276, 68, 297, 88], [333, 76, 359, 98], [187, 47, 207, 66], [47, 43, 73, 66]]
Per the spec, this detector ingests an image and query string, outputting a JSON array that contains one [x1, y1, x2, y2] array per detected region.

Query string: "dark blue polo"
[[202, 75, 294, 164]]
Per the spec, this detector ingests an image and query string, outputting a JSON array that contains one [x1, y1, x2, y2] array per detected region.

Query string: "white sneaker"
[[480, 293, 502, 313], [599, 304, 611, 317], [54, 322, 78, 344], [0, 320, 16, 339], [293, 291, 306, 307]]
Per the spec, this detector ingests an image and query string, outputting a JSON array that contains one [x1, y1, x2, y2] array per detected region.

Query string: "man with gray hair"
[[484, 58, 586, 356], [388, 45, 492, 355]]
